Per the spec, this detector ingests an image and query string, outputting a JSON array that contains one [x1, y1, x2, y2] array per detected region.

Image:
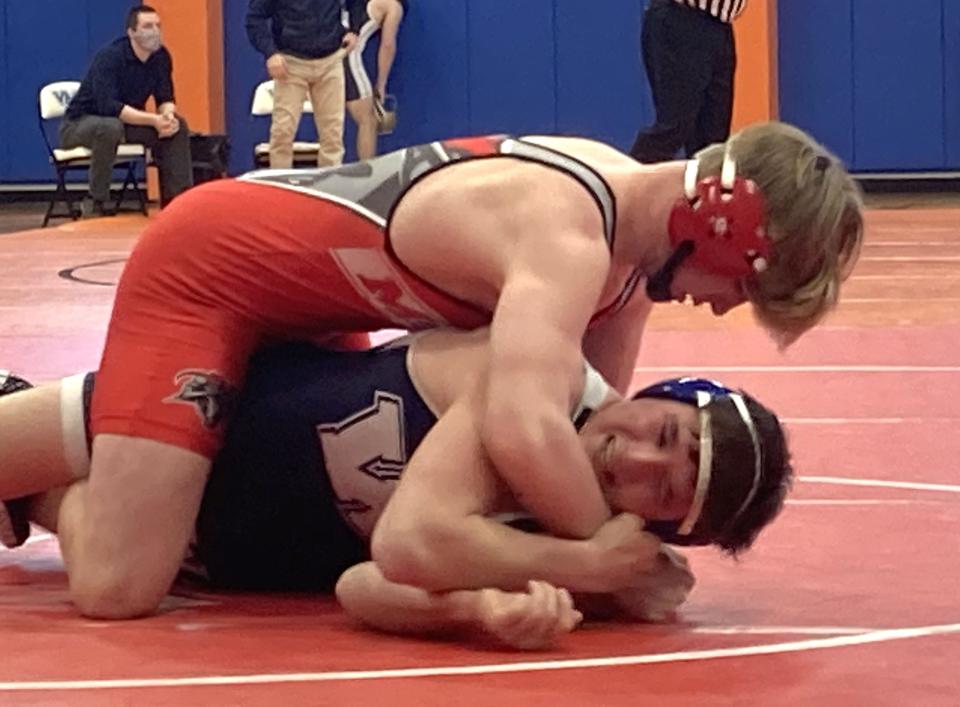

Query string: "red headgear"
[[667, 148, 771, 277]]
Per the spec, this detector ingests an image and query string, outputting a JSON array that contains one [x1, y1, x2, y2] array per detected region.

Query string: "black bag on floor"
[[190, 133, 230, 185]]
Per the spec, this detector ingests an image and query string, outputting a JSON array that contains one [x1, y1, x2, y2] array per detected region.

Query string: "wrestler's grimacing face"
[[580, 398, 700, 521]]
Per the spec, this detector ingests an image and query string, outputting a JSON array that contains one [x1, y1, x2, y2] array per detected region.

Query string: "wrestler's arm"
[[582, 290, 653, 395], [371, 394, 659, 594], [482, 225, 613, 539], [336, 563, 581, 650], [373, 0, 404, 96]]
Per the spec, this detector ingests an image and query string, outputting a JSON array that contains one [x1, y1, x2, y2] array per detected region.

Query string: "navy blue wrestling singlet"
[[195, 338, 439, 590], [84, 337, 439, 591]]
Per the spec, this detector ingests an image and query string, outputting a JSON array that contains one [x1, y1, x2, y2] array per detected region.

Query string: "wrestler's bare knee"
[[59, 435, 212, 619], [70, 571, 165, 620]]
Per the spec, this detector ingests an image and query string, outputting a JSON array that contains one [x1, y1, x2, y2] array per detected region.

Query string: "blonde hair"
[[695, 121, 864, 346]]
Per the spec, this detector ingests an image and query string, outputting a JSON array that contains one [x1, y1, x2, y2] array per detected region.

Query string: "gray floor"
[[0, 202, 50, 235], [862, 191, 960, 209]]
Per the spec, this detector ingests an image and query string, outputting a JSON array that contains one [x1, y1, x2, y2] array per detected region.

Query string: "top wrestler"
[[39, 121, 859, 618]]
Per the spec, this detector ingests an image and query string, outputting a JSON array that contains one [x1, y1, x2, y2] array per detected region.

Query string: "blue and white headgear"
[[633, 377, 765, 546], [570, 367, 776, 548]]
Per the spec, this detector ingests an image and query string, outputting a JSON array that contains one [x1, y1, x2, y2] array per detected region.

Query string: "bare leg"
[[347, 97, 379, 160], [56, 434, 210, 619], [0, 380, 83, 499]]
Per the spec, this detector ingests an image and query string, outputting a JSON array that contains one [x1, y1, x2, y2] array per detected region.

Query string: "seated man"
[[0, 328, 791, 648], [60, 4, 193, 216]]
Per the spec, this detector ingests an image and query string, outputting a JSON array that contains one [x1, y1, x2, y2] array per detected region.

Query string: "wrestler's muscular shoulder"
[[389, 142, 615, 312], [522, 135, 636, 168]]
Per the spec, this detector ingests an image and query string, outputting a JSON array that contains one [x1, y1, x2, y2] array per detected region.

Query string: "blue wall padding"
[[466, 0, 557, 135], [943, 0, 960, 168], [851, 0, 945, 170], [554, 0, 649, 148], [0, 1, 8, 180], [1, 0, 131, 182], [777, 0, 855, 166], [779, 0, 959, 171]]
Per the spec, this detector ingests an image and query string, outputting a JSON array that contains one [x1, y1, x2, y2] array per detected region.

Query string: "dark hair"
[[694, 392, 793, 556], [126, 5, 158, 31]]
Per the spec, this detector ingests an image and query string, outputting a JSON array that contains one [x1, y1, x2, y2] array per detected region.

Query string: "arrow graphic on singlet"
[[358, 455, 404, 482]]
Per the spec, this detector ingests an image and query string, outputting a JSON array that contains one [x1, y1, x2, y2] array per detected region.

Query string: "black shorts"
[[345, 16, 380, 102]]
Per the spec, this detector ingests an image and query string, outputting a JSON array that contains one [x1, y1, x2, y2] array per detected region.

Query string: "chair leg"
[[63, 177, 81, 221], [135, 159, 148, 215], [116, 162, 147, 215], [44, 167, 76, 228], [42, 198, 55, 229], [115, 163, 132, 212]]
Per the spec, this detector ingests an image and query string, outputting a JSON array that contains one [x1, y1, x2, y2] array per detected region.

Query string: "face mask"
[[133, 28, 162, 54]]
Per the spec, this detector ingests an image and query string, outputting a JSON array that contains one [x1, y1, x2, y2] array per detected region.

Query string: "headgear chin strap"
[[635, 377, 764, 547], [646, 146, 771, 302]]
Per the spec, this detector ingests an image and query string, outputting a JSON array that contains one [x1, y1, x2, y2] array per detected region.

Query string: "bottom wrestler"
[[0, 328, 791, 647]]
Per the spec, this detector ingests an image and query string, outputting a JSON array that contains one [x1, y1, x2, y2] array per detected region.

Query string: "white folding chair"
[[250, 79, 321, 168], [37, 81, 148, 226]]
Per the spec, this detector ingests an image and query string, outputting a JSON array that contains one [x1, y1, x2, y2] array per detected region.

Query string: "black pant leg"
[[630, 1, 712, 162], [59, 116, 125, 202], [125, 115, 194, 207], [686, 26, 736, 156]]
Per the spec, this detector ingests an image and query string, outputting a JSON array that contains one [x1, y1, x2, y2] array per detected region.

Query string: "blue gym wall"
[[778, 0, 960, 172], [945, 0, 960, 168], [4, 0, 960, 183], [222, 0, 651, 174], [0, 0, 133, 183], [0, 1, 7, 180]]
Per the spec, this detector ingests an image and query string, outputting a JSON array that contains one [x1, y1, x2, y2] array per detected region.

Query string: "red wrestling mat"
[[1, 211, 959, 705]]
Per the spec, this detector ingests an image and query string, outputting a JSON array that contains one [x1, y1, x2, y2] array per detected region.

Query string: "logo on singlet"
[[317, 390, 408, 536], [164, 370, 238, 429], [330, 248, 450, 329]]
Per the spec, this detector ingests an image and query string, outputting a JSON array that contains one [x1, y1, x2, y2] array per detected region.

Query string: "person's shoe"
[[0, 371, 34, 548], [81, 198, 117, 218]]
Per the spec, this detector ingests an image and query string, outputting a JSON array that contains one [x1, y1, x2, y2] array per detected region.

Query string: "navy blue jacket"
[[66, 37, 174, 119], [246, 0, 368, 60]]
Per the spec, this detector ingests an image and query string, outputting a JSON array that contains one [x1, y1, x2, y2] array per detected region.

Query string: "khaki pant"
[[270, 52, 346, 168]]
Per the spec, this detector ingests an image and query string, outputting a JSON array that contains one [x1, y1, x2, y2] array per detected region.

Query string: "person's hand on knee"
[[157, 115, 179, 139]]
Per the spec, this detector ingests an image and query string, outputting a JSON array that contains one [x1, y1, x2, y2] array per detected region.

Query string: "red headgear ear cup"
[[668, 154, 771, 278], [646, 150, 771, 302]]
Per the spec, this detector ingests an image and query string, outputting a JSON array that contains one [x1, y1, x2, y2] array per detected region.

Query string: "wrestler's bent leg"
[[57, 436, 210, 619]]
